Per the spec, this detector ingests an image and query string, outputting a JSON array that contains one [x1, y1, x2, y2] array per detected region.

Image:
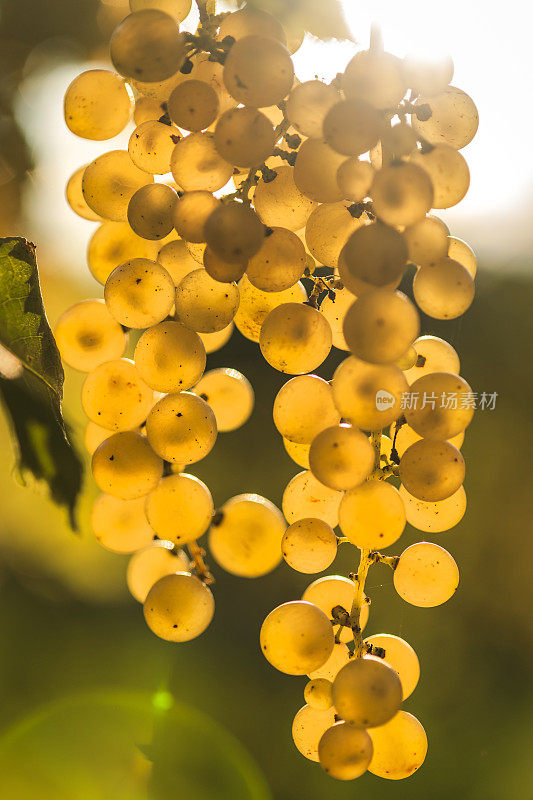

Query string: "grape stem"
[[349, 549, 374, 657], [187, 539, 214, 585]]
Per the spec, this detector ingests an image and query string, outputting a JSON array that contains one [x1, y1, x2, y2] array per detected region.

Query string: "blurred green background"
[[0, 1, 532, 798]]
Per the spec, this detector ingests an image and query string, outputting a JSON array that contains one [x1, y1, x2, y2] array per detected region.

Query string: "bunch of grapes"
[[56, 0, 479, 782]]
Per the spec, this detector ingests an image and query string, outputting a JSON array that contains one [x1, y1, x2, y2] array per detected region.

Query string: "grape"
[[129, 0, 192, 22], [218, 7, 287, 45], [110, 10, 185, 83], [323, 98, 382, 157], [319, 287, 355, 351], [64, 69, 133, 140], [448, 236, 477, 277], [283, 471, 343, 528], [214, 108, 276, 168], [405, 372, 475, 439], [82, 358, 153, 431], [260, 600, 334, 675], [91, 493, 155, 553], [364, 634, 420, 700], [332, 356, 408, 431], [127, 541, 189, 602], [168, 79, 219, 132], [157, 238, 198, 285], [337, 158, 374, 202], [403, 215, 449, 267], [413, 257, 475, 319], [283, 438, 310, 469], [309, 424, 375, 491], [92, 431, 163, 499], [246, 227, 306, 292], [55, 299, 127, 372], [380, 121, 418, 159], [133, 95, 164, 125], [174, 268, 240, 332], [192, 368, 254, 431], [254, 165, 317, 231], [235, 276, 307, 342], [343, 289, 420, 365], [305, 202, 364, 267], [285, 80, 339, 138], [368, 710, 428, 779], [273, 375, 340, 444], [411, 144, 470, 209], [193, 55, 237, 115], [203, 246, 247, 284], [223, 35, 294, 108], [84, 421, 113, 454], [371, 163, 433, 227], [304, 678, 333, 710], [131, 68, 188, 103], [260, 303, 332, 374], [104, 258, 175, 328], [403, 335, 460, 384], [343, 50, 407, 109], [394, 541, 459, 607], [292, 705, 336, 762], [341, 221, 407, 290], [294, 139, 346, 203], [282, 518, 337, 574], [393, 422, 464, 458], [198, 323, 233, 353], [400, 484, 466, 534], [146, 391, 217, 464], [318, 722, 373, 780], [145, 473, 213, 544], [411, 86, 478, 149], [128, 121, 178, 174], [339, 481, 406, 550], [65, 166, 101, 221], [204, 202, 265, 264], [172, 191, 219, 243], [332, 655, 403, 727], [402, 54, 454, 96], [134, 321, 206, 392], [302, 575, 369, 643], [88, 221, 158, 284], [144, 572, 215, 641], [209, 493, 285, 577], [395, 346, 418, 371], [127, 183, 177, 240], [82, 150, 153, 222], [309, 642, 351, 681], [170, 132, 233, 192], [399, 439, 465, 502]]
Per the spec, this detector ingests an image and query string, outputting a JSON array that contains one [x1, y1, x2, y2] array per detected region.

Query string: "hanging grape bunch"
[[58, 0, 479, 782]]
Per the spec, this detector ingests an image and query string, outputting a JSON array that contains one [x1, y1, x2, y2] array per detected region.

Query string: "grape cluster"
[[57, 0, 478, 782]]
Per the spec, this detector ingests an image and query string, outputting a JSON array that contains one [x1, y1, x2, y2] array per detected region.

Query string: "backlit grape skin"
[[127, 183, 177, 241], [318, 722, 373, 780], [283, 471, 343, 529], [127, 540, 189, 602], [339, 481, 406, 550], [92, 431, 163, 499], [145, 473, 214, 545], [394, 542, 459, 607], [260, 600, 334, 676], [282, 518, 337, 574], [134, 320, 206, 393], [223, 35, 294, 108], [110, 9, 185, 83], [253, 165, 317, 231], [260, 303, 332, 375], [143, 572, 215, 642], [302, 575, 369, 644], [399, 484, 467, 533], [304, 678, 333, 710], [368, 711, 428, 780], [168, 79, 220, 132], [411, 85, 479, 150], [82, 150, 153, 222], [91, 493, 155, 554], [88, 221, 158, 285], [192, 368, 254, 432], [246, 227, 306, 293], [235, 276, 307, 343], [174, 268, 240, 333], [128, 120, 179, 174], [104, 258, 175, 329], [55, 299, 127, 372], [292, 705, 336, 762], [332, 655, 403, 728], [273, 375, 340, 444], [65, 166, 101, 221], [413, 257, 475, 320], [400, 439, 465, 502], [343, 289, 420, 365], [82, 358, 153, 431], [405, 372, 475, 440], [332, 356, 408, 431], [146, 391, 217, 464], [364, 634, 420, 700], [64, 69, 133, 140], [309, 423, 375, 491]]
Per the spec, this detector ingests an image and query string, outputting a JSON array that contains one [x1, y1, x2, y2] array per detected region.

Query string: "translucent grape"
[[309, 642, 351, 681], [209, 493, 285, 577], [82, 358, 153, 431], [127, 183, 177, 240], [84, 421, 113, 454], [305, 202, 364, 267], [128, 120, 178, 174], [204, 201, 265, 264], [302, 575, 369, 642], [337, 158, 374, 202], [294, 139, 346, 203], [127, 540, 189, 602], [55, 299, 127, 372], [343, 289, 419, 365], [380, 121, 418, 159], [172, 191, 219, 243], [133, 95, 164, 125], [343, 50, 407, 109], [235, 276, 307, 342], [394, 541, 459, 607], [273, 375, 340, 444], [319, 287, 355, 351], [131, 68, 188, 103], [192, 368, 254, 431], [144, 572, 214, 641], [318, 722, 373, 780], [402, 53, 454, 96], [218, 7, 286, 44], [400, 484, 466, 533], [104, 258, 175, 328], [403, 215, 449, 267], [198, 323, 233, 353], [223, 35, 294, 108], [129, 0, 191, 21], [332, 356, 408, 431], [413, 257, 475, 319], [411, 86, 478, 149], [341, 221, 407, 291], [203, 246, 247, 283], [260, 303, 332, 374], [285, 80, 339, 139], [65, 166, 101, 221], [282, 518, 338, 574], [405, 372, 475, 439], [364, 634, 419, 700], [260, 600, 334, 675], [92, 431, 163, 499], [304, 678, 333, 710], [411, 144, 470, 208], [157, 238, 198, 285], [91, 493, 154, 554], [283, 471, 342, 529], [134, 320, 206, 392], [246, 227, 306, 292], [392, 421, 464, 458], [371, 162, 433, 227], [146, 391, 217, 464], [82, 150, 153, 222], [254, 165, 317, 231], [339, 481, 406, 549], [214, 107, 275, 168], [145, 473, 213, 544], [403, 335, 460, 384], [332, 655, 403, 727], [174, 268, 240, 332], [193, 55, 237, 115], [292, 705, 336, 762], [323, 98, 382, 157], [448, 236, 477, 277], [283, 438, 310, 469], [167, 79, 219, 132], [64, 69, 133, 140], [368, 711, 428, 779], [309, 424, 375, 491], [170, 132, 233, 192], [88, 221, 158, 284], [110, 10, 185, 82], [399, 439, 465, 501]]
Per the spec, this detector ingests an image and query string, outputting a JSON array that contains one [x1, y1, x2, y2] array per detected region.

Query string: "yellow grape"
[[128, 120, 179, 174], [402, 53, 454, 96], [392, 422, 464, 459], [235, 275, 307, 342], [134, 321, 206, 392], [55, 299, 127, 372], [283, 438, 310, 469], [110, 9, 185, 82], [88, 221, 158, 285], [332, 655, 403, 727], [217, 7, 287, 44], [448, 236, 477, 277], [343, 50, 407, 109], [403, 334, 460, 384], [254, 165, 317, 231], [223, 35, 294, 108], [370, 162, 433, 227], [302, 575, 369, 643], [193, 55, 237, 115], [305, 202, 364, 267], [133, 95, 164, 125], [405, 372, 475, 440], [282, 518, 338, 574], [92, 431, 163, 499], [198, 323, 233, 353], [318, 722, 373, 781], [292, 705, 336, 762], [127, 183, 177, 240], [82, 358, 153, 431], [146, 391, 217, 464], [82, 150, 153, 222], [129, 0, 192, 23], [403, 215, 449, 267], [332, 356, 408, 431], [411, 144, 470, 208], [323, 98, 382, 157], [157, 238, 198, 285], [84, 421, 113, 454], [380, 121, 418, 158], [91, 493, 154, 554], [143, 572, 214, 641], [259, 303, 332, 374], [294, 139, 346, 203], [364, 634, 420, 700], [174, 268, 240, 333], [192, 368, 254, 432], [413, 257, 475, 319], [309, 423, 375, 491], [394, 541, 459, 607], [203, 246, 247, 283], [337, 158, 374, 202], [341, 221, 407, 290], [168, 79, 220, 132], [214, 107, 275, 167], [283, 471, 342, 529], [172, 191, 219, 243], [260, 600, 334, 675], [411, 86, 478, 149], [343, 289, 420, 365], [204, 201, 265, 264], [309, 643, 351, 681], [319, 287, 355, 351], [273, 374, 340, 444], [145, 473, 213, 544], [64, 69, 133, 140], [104, 258, 175, 328], [399, 484, 466, 533], [127, 541, 189, 603], [399, 439, 465, 501], [285, 80, 339, 138], [339, 481, 406, 549], [65, 166, 101, 221], [369, 710, 427, 779], [246, 227, 306, 292], [304, 678, 333, 710], [170, 132, 233, 192]]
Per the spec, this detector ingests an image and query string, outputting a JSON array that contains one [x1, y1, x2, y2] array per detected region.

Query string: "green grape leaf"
[[239, 0, 353, 41], [0, 237, 82, 527]]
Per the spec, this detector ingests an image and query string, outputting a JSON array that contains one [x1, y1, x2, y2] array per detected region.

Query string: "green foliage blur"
[[0, 0, 532, 798]]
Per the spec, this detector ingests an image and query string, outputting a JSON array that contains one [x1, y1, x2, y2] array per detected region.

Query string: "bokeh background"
[[0, 1, 531, 798]]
